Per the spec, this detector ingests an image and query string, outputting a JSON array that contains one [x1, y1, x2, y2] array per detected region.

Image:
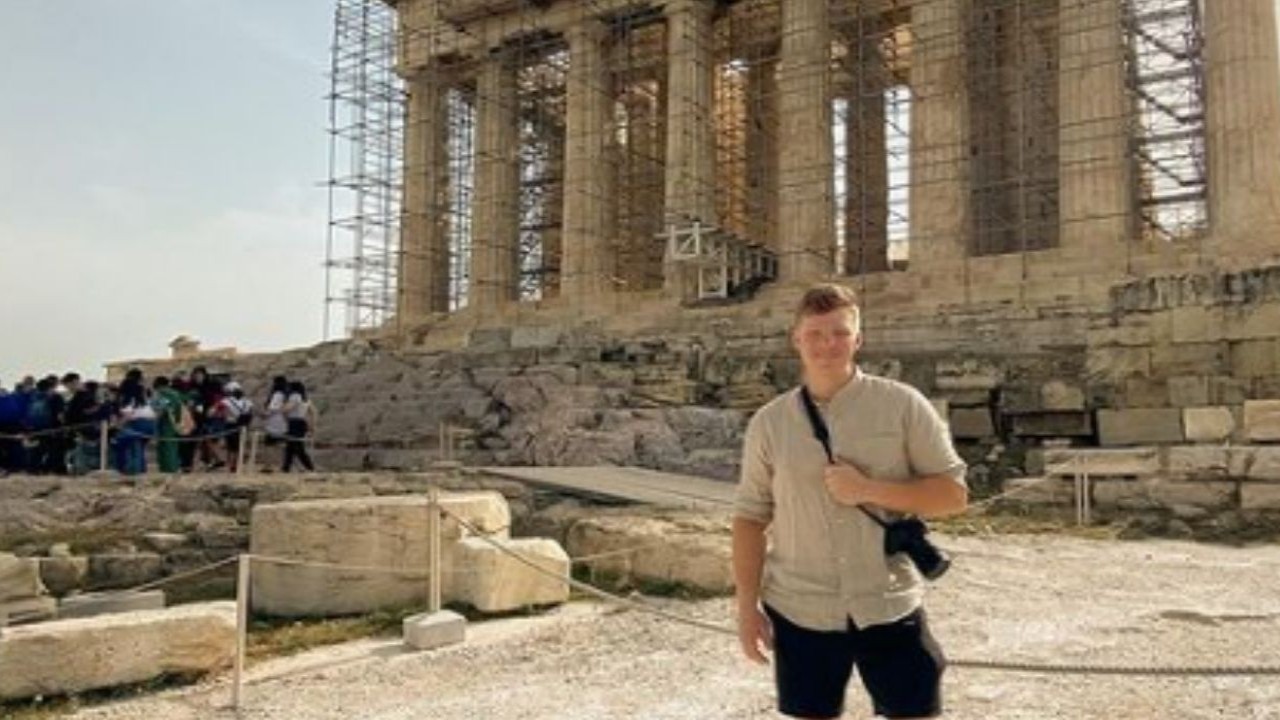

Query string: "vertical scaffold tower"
[[324, 0, 405, 339]]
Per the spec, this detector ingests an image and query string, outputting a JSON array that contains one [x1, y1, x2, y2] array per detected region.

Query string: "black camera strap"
[[797, 385, 889, 529]]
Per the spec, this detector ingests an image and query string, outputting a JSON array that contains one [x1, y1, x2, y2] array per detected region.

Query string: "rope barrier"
[[439, 506, 1280, 678]]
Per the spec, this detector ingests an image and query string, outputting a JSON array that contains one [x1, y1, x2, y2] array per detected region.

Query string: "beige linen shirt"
[[735, 371, 967, 631]]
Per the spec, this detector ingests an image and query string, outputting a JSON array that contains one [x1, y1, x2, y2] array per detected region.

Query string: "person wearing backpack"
[[216, 381, 254, 472]]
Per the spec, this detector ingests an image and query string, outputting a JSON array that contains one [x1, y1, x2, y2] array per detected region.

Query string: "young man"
[[734, 283, 968, 719]]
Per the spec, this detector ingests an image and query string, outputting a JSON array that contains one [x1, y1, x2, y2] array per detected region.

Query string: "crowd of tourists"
[[0, 367, 317, 477]]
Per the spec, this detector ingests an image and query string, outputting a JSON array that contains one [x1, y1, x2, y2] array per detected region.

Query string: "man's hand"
[[737, 603, 773, 664], [824, 462, 873, 506]]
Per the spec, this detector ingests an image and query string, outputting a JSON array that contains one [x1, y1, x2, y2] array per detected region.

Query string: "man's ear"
[[853, 332, 864, 353]]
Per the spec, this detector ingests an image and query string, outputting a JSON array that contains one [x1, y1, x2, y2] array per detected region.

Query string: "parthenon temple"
[[386, 0, 1280, 318]]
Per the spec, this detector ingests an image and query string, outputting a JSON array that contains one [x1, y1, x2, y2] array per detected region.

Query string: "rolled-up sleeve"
[[905, 389, 968, 486], [735, 410, 774, 522]]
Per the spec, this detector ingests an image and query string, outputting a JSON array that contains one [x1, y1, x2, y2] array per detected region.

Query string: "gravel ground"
[[69, 533, 1280, 719]]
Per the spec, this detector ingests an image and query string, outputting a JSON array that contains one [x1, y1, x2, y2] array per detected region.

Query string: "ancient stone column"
[[908, 0, 969, 273], [561, 19, 614, 301], [1057, 0, 1133, 263], [1204, 0, 1280, 246], [469, 47, 520, 309], [776, 0, 835, 281], [745, 58, 779, 252], [399, 65, 451, 319], [662, 0, 717, 295], [845, 32, 890, 275]]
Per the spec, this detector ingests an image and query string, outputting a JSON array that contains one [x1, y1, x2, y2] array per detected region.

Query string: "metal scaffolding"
[[323, 0, 404, 339], [368, 0, 1214, 319]]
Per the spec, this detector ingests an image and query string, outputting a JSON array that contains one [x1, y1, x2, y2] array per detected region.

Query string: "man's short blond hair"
[[793, 283, 862, 333]]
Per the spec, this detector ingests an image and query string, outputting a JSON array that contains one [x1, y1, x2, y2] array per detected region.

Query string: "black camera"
[[883, 518, 951, 581]]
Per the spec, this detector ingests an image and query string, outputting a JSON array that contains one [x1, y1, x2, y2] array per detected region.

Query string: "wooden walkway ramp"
[[477, 466, 735, 511]]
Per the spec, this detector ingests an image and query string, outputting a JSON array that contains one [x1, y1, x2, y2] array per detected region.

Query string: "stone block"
[[1085, 347, 1150, 382], [1, 597, 56, 626], [1097, 409, 1183, 446], [249, 493, 508, 617], [140, 533, 187, 553], [510, 326, 562, 349], [87, 554, 163, 592], [454, 537, 569, 613], [1229, 339, 1278, 378], [1170, 306, 1224, 344], [1164, 446, 1230, 478], [58, 590, 167, 620], [403, 610, 467, 650], [0, 602, 235, 702], [942, 390, 992, 407], [0, 554, 46, 603], [1150, 342, 1229, 377], [1091, 479, 1159, 510], [39, 556, 88, 597], [1182, 407, 1236, 444], [1243, 400, 1280, 442], [1147, 481, 1236, 510], [1043, 448, 1160, 477], [1224, 303, 1280, 341], [935, 359, 1003, 391], [565, 515, 733, 594], [1002, 477, 1072, 505], [1208, 376, 1249, 406], [949, 407, 995, 439], [1167, 376, 1210, 408], [1041, 380, 1086, 412], [1091, 477, 1234, 511], [1123, 377, 1169, 408], [1245, 447, 1280, 481], [1241, 484, 1280, 511], [1008, 412, 1093, 438]]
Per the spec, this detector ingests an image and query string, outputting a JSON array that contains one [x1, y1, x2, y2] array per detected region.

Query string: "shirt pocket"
[[839, 433, 909, 481]]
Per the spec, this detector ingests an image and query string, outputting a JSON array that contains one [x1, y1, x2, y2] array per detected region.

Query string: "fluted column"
[[908, 0, 969, 273], [745, 58, 779, 251], [776, 0, 834, 281], [1204, 0, 1280, 248], [845, 32, 890, 275], [399, 65, 451, 319], [562, 19, 614, 301], [662, 0, 717, 296], [469, 47, 520, 309], [1058, 0, 1133, 264]]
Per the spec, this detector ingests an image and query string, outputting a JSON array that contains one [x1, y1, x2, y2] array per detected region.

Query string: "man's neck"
[[805, 366, 857, 403]]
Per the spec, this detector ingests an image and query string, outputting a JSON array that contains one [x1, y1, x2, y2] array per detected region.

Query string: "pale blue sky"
[[0, 1, 337, 383]]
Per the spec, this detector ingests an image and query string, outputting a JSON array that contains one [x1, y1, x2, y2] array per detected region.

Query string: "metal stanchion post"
[[247, 431, 260, 473], [236, 428, 248, 476], [99, 421, 109, 472], [428, 485, 442, 613], [403, 482, 464, 650], [232, 554, 250, 710]]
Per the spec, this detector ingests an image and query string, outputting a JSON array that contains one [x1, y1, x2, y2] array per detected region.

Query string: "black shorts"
[[765, 604, 946, 719]]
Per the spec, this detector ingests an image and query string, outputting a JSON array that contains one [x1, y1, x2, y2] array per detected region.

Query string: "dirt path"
[[70, 533, 1280, 719]]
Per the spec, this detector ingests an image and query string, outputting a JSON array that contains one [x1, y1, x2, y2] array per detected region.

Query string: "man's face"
[[792, 308, 862, 374]]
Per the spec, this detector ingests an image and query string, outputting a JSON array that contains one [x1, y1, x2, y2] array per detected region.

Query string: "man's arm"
[[733, 411, 774, 664], [733, 516, 773, 663], [823, 467, 967, 518]]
